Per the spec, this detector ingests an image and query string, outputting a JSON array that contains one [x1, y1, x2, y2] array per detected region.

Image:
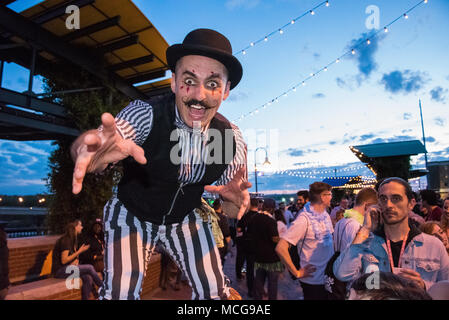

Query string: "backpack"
[[324, 218, 351, 300]]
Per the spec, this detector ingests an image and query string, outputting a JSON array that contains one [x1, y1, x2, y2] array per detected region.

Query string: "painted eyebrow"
[[181, 71, 223, 81]]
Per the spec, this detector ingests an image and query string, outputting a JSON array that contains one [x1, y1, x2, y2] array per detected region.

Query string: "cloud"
[[329, 141, 337, 145], [0, 140, 54, 195], [225, 0, 260, 9], [227, 91, 249, 102], [370, 135, 417, 144], [346, 32, 384, 81], [335, 77, 356, 91], [285, 148, 304, 157], [403, 112, 412, 120], [425, 136, 436, 143], [380, 70, 429, 94], [429, 86, 448, 103], [360, 134, 375, 140], [313, 53, 320, 60], [434, 117, 445, 127], [312, 93, 325, 99]]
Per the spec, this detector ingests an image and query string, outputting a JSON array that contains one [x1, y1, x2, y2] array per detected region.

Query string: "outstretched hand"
[[204, 167, 252, 220], [71, 113, 147, 194]]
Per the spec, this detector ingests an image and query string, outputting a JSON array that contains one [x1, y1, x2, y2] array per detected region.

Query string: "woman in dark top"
[[52, 220, 103, 300]]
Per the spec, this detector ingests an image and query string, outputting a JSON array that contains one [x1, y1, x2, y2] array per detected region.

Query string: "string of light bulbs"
[[273, 164, 369, 175], [267, 170, 377, 180], [234, 0, 331, 56], [233, 0, 429, 123]]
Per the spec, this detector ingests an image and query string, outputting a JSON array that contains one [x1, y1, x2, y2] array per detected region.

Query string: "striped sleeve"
[[215, 123, 248, 186], [114, 100, 153, 146]]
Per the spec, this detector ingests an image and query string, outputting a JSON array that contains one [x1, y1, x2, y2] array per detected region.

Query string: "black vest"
[[117, 94, 236, 224]]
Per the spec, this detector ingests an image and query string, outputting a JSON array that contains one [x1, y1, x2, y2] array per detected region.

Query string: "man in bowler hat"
[[70, 29, 251, 300]]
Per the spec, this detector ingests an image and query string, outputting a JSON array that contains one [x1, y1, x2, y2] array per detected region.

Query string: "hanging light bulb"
[[324, 67, 328, 71], [424, 0, 428, 3], [250, 42, 255, 46], [404, 13, 408, 19], [264, 36, 268, 42], [351, 49, 356, 55], [366, 39, 371, 45], [293, 87, 297, 92], [242, 50, 246, 55], [291, 20, 295, 24], [384, 26, 389, 32], [302, 81, 306, 86], [336, 58, 340, 63], [325, 1, 330, 7], [310, 10, 315, 15], [279, 29, 284, 34]]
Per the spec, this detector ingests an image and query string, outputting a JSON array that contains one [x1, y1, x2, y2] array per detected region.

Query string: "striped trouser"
[[98, 197, 229, 300]]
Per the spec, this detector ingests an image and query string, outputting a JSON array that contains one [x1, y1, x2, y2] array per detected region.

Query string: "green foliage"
[[43, 62, 128, 234]]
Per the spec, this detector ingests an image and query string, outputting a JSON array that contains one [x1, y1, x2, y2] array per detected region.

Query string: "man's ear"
[[170, 72, 177, 93], [222, 80, 231, 101]]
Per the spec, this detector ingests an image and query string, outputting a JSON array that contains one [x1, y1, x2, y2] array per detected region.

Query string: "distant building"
[[427, 161, 449, 198]]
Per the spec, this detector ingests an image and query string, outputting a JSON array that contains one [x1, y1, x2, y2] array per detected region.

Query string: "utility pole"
[[419, 99, 428, 189]]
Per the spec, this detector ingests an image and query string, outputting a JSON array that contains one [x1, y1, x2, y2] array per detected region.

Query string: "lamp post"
[[254, 147, 271, 193]]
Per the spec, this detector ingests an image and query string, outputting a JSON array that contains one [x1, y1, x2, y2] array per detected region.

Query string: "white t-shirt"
[[277, 221, 287, 237], [282, 207, 334, 285], [333, 217, 361, 253]]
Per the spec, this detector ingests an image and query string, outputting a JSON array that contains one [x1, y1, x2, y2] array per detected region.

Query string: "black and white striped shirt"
[[115, 100, 248, 186]]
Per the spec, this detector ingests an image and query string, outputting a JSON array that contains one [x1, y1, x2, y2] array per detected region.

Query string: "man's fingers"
[[72, 156, 92, 194], [237, 203, 246, 221], [84, 133, 102, 151], [126, 141, 147, 165], [241, 181, 252, 191], [399, 269, 420, 277], [204, 185, 222, 194], [101, 113, 117, 136]]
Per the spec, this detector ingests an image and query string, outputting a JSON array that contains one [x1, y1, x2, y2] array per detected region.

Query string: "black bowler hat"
[[166, 28, 243, 90]]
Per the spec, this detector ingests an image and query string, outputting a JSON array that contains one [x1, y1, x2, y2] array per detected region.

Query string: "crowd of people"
[[221, 179, 449, 300], [2, 27, 447, 302]]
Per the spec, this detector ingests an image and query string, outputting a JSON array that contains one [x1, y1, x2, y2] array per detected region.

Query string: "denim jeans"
[[254, 267, 280, 300], [55, 264, 102, 300]]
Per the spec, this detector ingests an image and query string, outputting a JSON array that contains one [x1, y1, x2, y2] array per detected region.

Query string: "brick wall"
[[141, 255, 162, 296], [6, 235, 161, 300], [8, 235, 60, 283]]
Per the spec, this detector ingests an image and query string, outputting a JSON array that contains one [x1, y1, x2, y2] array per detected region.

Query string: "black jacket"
[[117, 94, 236, 224]]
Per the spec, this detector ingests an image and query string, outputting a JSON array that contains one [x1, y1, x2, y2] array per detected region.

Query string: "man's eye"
[[185, 79, 195, 85], [207, 81, 219, 89]]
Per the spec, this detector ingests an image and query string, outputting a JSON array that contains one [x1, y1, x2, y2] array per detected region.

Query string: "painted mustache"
[[183, 99, 216, 110]]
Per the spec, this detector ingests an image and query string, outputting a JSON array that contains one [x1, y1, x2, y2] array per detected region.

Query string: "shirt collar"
[[374, 219, 422, 245]]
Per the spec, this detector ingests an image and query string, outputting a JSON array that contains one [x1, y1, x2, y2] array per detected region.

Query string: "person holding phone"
[[333, 177, 449, 292]]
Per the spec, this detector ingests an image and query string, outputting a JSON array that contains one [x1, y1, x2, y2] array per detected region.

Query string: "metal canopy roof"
[[18, 0, 170, 87], [0, 0, 172, 140], [350, 140, 427, 162]]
